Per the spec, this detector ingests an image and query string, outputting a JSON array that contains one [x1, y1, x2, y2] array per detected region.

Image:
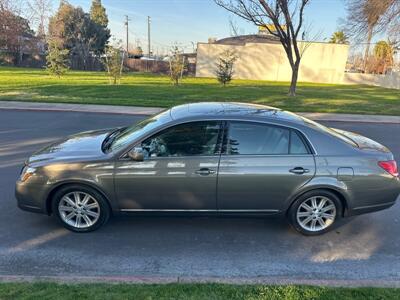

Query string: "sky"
[[50, 0, 347, 54]]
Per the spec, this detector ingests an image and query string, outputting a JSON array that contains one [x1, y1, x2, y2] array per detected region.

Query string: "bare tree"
[[168, 46, 186, 85], [0, 0, 34, 63], [0, 0, 23, 14], [27, 0, 53, 38], [229, 17, 240, 36], [375, 0, 400, 45], [344, 0, 397, 71], [215, 0, 310, 96]]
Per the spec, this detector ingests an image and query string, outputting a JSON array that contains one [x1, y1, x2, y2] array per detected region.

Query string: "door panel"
[[217, 121, 315, 211], [114, 121, 223, 210], [115, 157, 219, 210], [217, 155, 315, 211]]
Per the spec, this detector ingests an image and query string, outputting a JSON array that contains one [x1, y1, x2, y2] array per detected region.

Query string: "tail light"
[[378, 160, 398, 177]]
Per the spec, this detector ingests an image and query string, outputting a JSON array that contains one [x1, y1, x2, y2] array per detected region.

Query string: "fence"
[[124, 58, 196, 76], [69, 55, 103, 71], [124, 59, 169, 74]]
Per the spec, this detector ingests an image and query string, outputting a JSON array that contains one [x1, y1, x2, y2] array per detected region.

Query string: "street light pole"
[[124, 15, 131, 54], [147, 16, 151, 58]]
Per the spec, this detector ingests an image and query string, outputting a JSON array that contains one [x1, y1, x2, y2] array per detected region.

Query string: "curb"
[[0, 101, 400, 124], [0, 101, 163, 116], [0, 274, 399, 287]]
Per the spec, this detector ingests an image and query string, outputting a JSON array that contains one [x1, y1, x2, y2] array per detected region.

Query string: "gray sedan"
[[15, 102, 400, 235]]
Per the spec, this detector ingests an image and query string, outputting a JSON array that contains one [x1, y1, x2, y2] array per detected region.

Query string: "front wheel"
[[52, 185, 110, 232], [288, 190, 342, 236]]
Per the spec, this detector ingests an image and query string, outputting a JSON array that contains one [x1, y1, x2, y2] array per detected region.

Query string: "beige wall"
[[196, 41, 349, 84], [343, 72, 400, 90]]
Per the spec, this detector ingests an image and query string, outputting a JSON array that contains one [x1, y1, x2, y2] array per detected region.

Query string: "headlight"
[[20, 166, 36, 182]]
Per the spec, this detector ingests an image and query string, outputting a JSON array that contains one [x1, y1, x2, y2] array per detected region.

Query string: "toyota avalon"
[[16, 102, 400, 235]]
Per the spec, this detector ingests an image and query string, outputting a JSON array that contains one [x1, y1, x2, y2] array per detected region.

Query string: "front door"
[[217, 121, 315, 212], [114, 121, 223, 210]]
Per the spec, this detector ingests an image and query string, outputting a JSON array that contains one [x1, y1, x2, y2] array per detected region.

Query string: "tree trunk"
[[363, 27, 373, 72], [289, 62, 300, 96]]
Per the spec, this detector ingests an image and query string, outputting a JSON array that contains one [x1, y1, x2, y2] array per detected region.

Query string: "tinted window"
[[227, 122, 289, 155], [290, 130, 309, 154], [141, 121, 221, 157]]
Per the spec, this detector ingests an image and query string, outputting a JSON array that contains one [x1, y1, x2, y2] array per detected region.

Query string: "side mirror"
[[128, 148, 144, 162]]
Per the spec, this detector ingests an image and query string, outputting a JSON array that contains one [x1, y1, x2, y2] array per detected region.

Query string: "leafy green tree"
[[89, 0, 110, 55], [374, 41, 393, 61], [90, 0, 108, 27], [215, 50, 237, 86], [373, 40, 394, 73], [46, 39, 69, 77], [48, 1, 110, 69], [329, 31, 349, 44]]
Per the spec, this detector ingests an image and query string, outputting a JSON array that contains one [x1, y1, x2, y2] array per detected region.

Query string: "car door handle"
[[289, 167, 310, 175], [195, 168, 216, 176]]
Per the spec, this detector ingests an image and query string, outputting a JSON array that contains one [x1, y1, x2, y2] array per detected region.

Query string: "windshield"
[[109, 110, 171, 152]]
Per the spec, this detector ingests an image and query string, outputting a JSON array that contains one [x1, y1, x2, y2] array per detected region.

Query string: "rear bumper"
[[347, 200, 397, 216], [345, 175, 400, 216]]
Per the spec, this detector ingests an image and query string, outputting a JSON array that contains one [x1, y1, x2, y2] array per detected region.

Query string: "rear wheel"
[[52, 185, 110, 232], [288, 190, 342, 236]]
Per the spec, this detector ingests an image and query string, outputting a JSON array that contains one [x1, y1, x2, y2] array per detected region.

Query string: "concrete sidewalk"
[[1, 101, 400, 124]]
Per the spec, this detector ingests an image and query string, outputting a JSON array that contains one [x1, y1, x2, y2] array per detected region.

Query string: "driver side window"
[[141, 121, 222, 158]]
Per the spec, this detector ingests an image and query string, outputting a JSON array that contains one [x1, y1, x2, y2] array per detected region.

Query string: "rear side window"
[[227, 122, 290, 155], [226, 122, 311, 155], [290, 130, 310, 154]]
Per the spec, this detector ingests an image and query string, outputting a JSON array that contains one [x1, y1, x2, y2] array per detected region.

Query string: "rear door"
[[217, 121, 315, 212]]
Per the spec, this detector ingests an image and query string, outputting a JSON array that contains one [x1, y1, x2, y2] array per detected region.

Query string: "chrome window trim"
[[118, 117, 319, 159], [223, 119, 317, 156]]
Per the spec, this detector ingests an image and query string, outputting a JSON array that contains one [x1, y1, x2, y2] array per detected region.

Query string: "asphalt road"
[[0, 110, 399, 283]]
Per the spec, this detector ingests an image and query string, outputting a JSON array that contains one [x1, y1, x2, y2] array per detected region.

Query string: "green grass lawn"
[[0, 66, 399, 115], [0, 283, 399, 300]]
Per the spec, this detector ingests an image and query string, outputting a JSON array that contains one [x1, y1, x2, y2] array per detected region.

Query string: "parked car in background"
[[16, 102, 400, 235]]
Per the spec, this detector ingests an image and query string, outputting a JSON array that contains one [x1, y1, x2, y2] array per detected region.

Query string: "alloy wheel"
[[58, 191, 100, 229], [296, 196, 336, 232]]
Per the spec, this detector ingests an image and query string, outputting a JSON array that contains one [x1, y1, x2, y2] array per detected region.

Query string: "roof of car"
[[169, 102, 305, 124]]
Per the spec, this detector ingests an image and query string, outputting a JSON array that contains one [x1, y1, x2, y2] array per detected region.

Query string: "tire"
[[288, 189, 342, 236], [52, 184, 110, 232]]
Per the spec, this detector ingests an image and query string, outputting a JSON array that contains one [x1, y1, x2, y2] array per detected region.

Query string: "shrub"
[[215, 50, 238, 86]]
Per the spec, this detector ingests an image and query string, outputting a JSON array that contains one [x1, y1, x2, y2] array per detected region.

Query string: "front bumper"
[[15, 180, 48, 214]]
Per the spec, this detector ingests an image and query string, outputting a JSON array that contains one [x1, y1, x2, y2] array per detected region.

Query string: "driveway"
[[0, 110, 399, 283]]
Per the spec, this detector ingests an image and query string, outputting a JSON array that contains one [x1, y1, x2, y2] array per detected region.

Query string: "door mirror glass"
[[128, 147, 144, 161]]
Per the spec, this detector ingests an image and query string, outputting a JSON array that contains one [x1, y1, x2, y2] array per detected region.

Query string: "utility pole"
[[124, 15, 131, 54], [147, 16, 151, 58]]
